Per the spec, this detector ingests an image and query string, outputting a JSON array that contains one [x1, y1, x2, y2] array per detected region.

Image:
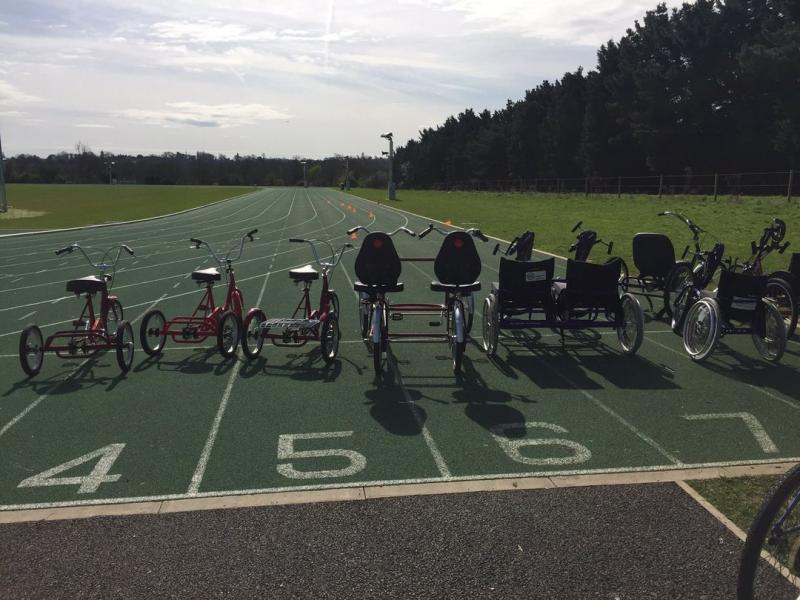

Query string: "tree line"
[[396, 0, 800, 188], [4, 147, 390, 188]]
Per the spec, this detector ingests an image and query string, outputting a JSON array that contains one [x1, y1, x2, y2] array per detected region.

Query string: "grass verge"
[[688, 476, 780, 534], [349, 189, 800, 274], [0, 184, 257, 230]]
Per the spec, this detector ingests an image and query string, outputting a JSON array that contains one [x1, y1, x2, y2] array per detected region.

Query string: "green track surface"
[[0, 187, 798, 511], [351, 189, 800, 274], [0, 184, 256, 230]]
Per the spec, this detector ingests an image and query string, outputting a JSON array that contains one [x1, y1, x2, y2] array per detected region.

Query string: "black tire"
[[663, 263, 694, 319], [766, 278, 798, 340], [449, 301, 466, 374], [358, 292, 370, 339], [217, 311, 241, 358], [464, 293, 475, 334], [482, 295, 498, 356], [370, 303, 387, 376], [372, 341, 384, 376], [329, 292, 340, 320], [241, 309, 266, 359], [19, 324, 44, 377], [738, 463, 800, 599], [115, 321, 134, 373], [617, 293, 644, 355], [320, 314, 340, 364], [752, 301, 786, 363], [107, 298, 124, 331], [139, 309, 167, 356]]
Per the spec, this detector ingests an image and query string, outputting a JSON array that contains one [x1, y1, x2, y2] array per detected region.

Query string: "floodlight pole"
[[344, 156, 350, 191], [0, 132, 6, 213], [107, 160, 115, 185], [381, 132, 396, 200], [300, 160, 307, 188]]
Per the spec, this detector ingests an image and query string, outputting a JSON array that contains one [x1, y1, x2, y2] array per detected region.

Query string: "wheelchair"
[[673, 268, 787, 362], [482, 255, 645, 357]]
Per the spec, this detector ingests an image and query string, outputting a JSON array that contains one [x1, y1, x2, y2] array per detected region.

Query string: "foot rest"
[[260, 318, 321, 332]]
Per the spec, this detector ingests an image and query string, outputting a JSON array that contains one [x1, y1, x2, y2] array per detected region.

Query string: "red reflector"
[[372, 238, 384, 249], [453, 238, 464, 249]]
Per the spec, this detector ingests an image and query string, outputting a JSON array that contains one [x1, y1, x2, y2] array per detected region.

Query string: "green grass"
[[688, 476, 780, 533], [0, 184, 257, 230], [350, 189, 800, 274]]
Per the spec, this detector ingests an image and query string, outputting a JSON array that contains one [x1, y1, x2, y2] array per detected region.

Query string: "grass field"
[[0, 184, 256, 230], [352, 189, 800, 274]]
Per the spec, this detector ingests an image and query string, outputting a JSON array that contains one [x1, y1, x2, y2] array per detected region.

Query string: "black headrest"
[[354, 232, 401, 286], [434, 231, 481, 285], [632, 233, 676, 278], [565, 259, 619, 294]]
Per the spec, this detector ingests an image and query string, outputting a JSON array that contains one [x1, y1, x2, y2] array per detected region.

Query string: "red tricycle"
[[139, 229, 257, 358], [19, 243, 136, 377], [240, 237, 351, 363]]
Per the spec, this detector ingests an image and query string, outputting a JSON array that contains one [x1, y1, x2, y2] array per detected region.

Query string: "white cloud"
[[74, 123, 113, 128], [118, 102, 293, 128], [0, 80, 41, 105]]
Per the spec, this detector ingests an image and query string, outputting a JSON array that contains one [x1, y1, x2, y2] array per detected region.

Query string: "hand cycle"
[[240, 238, 352, 363], [568, 221, 629, 292], [139, 229, 257, 358], [493, 230, 535, 262], [724, 218, 797, 338], [19, 243, 136, 376]]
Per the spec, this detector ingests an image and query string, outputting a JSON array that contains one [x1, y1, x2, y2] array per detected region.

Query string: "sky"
[[0, 0, 686, 158]]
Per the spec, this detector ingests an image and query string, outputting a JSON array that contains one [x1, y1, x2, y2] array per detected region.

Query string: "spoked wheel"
[[617, 293, 644, 355], [241, 309, 266, 359], [607, 257, 629, 294], [448, 301, 466, 374], [140, 309, 167, 356], [682, 298, 721, 362], [107, 298, 124, 331], [766, 278, 798, 340], [738, 463, 800, 599], [217, 311, 241, 358], [329, 291, 340, 320], [19, 324, 45, 377], [370, 303, 388, 376], [482, 295, 499, 356], [752, 301, 787, 362], [464, 293, 475, 334], [671, 284, 698, 335], [664, 263, 693, 319], [114, 320, 134, 373], [320, 314, 341, 364], [358, 292, 370, 340]]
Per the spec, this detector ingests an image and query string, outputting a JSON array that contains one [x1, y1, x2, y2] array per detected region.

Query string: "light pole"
[[344, 156, 350, 191], [380, 132, 395, 200], [300, 160, 307, 188], [107, 160, 115, 185]]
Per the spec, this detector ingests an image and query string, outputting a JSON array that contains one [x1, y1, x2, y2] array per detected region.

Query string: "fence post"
[[658, 175, 663, 198], [788, 169, 794, 202], [713, 173, 718, 201], [617, 176, 621, 198]]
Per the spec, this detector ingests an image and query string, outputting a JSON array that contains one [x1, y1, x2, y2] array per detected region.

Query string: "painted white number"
[[277, 432, 367, 480], [18, 443, 125, 494], [490, 422, 592, 466], [683, 412, 778, 454]]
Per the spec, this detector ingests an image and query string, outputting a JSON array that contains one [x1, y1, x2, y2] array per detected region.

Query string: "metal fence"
[[425, 170, 796, 201]]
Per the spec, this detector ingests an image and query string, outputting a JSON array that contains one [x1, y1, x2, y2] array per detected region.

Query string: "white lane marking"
[[3, 456, 799, 513], [11, 277, 22, 283], [276, 432, 367, 480], [338, 259, 452, 479], [172, 282, 180, 289], [645, 336, 800, 411], [188, 190, 298, 495], [18, 444, 125, 494], [683, 412, 778, 454], [490, 422, 592, 466], [18, 311, 36, 321]]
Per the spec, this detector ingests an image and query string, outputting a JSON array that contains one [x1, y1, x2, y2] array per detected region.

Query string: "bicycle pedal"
[[391, 313, 403, 321], [429, 321, 441, 327]]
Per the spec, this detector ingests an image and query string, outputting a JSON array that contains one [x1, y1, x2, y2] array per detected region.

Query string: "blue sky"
[[0, 0, 685, 157]]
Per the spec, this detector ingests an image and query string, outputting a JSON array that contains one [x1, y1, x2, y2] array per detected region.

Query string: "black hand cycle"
[[19, 242, 136, 376], [568, 221, 628, 292], [240, 238, 351, 363]]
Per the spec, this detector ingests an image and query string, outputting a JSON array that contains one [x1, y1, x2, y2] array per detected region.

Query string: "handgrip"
[[657, 211, 667, 216], [190, 238, 203, 245], [289, 238, 304, 243], [246, 229, 258, 239], [418, 227, 432, 239], [780, 241, 790, 253], [122, 245, 135, 256], [569, 243, 577, 253], [751, 241, 758, 256], [571, 221, 582, 233], [346, 227, 358, 235], [472, 229, 488, 242], [493, 243, 500, 255], [55, 245, 73, 256]]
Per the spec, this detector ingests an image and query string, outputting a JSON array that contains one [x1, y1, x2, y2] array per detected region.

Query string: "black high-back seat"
[[431, 231, 482, 293], [715, 269, 766, 323], [632, 233, 676, 279], [496, 256, 555, 318], [353, 232, 404, 294], [557, 259, 621, 319]]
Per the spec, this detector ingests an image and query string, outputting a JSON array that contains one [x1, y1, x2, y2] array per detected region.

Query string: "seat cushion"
[[66, 275, 107, 295], [430, 281, 481, 293], [354, 281, 404, 293], [289, 265, 319, 282], [191, 268, 221, 283]]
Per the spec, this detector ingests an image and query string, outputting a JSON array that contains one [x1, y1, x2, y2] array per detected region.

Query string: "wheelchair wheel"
[[449, 301, 466, 374], [464, 293, 475, 334], [671, 284, 698, 335], [752, 301, 786, 362], [482, 295, 499, 356], [114, 321, 134, 373], [766, 277, 798, 340], [241, 309, 266, 359], [140, 309, 167, 356], [19, 324, 44, 377], [682, 298, 721, 362], [217, 311, 241, 358], [663, 263, 693, 319], [320, 314, 340, 364], [617, 293, 644, 355], [738, 463, 800, 599]]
